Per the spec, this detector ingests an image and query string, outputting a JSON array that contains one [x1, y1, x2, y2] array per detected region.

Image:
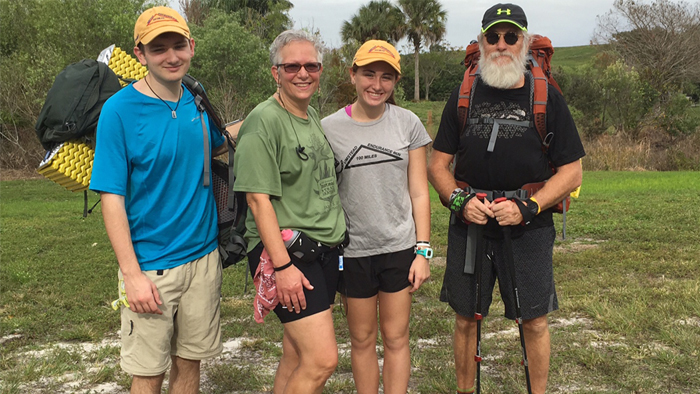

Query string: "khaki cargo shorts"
[[118, 249, 223, 376]]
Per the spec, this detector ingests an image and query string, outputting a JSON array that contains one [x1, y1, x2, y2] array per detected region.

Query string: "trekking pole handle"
[[476, 192, 487, 202], [493, 197, 508, 204]]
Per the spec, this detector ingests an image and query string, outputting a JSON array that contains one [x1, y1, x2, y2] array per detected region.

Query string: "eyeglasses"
[[484, 31, 522, 46], [276, 62, 322, 74]]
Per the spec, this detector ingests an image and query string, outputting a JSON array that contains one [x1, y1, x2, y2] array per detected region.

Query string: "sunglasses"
[[276, 62, 322, 74], [484, 31, 522, 46]]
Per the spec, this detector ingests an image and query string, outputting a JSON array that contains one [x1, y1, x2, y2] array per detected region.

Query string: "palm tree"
[[398, 0, 447, 101], [341, 0, 406, 46]]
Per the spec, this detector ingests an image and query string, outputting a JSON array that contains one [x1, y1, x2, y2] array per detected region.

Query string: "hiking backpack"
[[457, 34, 570, 214], [35, 59, 122, 150], [182, 74, 248, 268]]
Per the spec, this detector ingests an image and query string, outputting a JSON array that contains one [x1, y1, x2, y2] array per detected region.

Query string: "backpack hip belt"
[[451, 179, 567, 214], [454, 180, 539, 202]]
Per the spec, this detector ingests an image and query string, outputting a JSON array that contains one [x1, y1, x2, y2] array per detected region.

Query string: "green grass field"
[[2, 172, 699, 393], [552, 45, 601, 69]]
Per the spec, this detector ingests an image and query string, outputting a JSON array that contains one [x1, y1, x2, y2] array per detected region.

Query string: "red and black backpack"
[[457, 34, 562, 154], [455, 35, 571, 214]]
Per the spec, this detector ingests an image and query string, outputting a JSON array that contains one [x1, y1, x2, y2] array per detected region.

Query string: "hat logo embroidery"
[[368, 46, 395, 58], [497, 8, 511, 15], [147, 13, 178, 25]]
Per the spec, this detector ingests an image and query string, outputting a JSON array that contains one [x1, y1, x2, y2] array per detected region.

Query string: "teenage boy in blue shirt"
[[91, 6, 228, 393]]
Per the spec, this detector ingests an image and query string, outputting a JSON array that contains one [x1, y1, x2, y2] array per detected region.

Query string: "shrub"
[[654, 92, 700, 137]]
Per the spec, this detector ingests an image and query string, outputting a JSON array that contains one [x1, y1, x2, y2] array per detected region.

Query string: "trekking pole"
[[493, 197, 533, 394], [472, 192, 487, 394]]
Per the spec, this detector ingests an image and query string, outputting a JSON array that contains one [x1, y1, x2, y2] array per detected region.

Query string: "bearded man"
[[427, 4, 585, 394]]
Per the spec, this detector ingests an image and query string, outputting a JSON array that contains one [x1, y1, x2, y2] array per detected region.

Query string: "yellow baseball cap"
[[353, 40, 401, 75], [134, 6, 190, 46]]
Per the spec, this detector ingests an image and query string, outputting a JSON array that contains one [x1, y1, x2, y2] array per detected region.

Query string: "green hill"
[[552, 45, 601, 68]]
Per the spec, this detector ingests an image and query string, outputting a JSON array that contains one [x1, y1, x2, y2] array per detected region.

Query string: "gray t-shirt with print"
[[322, 104, 432, 258]]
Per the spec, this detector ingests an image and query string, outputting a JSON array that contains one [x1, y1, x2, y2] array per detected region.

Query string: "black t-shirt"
[[433, 74, 586, 230]]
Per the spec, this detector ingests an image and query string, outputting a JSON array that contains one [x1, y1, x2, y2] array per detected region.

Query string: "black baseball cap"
[[481, 3, 528, 32]]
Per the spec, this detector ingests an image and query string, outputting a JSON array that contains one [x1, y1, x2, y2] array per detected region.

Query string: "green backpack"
[[35, 59, 122, 150]]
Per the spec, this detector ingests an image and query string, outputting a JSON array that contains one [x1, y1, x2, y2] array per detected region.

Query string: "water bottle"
[[281, 229, 300, 249]]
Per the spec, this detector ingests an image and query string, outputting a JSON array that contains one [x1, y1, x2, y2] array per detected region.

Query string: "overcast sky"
[[168, 0, 618, 50], [287, 0, 618, 50]]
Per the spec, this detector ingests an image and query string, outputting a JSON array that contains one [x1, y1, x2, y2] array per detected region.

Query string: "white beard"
[[478, 42, 529, 89]]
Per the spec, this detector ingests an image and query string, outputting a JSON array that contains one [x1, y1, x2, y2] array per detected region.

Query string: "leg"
[[496, 226, 557, 394], [273, 332, 300, 394], [522, 316, 550, 394], [130, 374, 164, 394], [346, 295, 380, 394], [377, 288, 412, 394], [279, 309, 338, 394], [168, 356, 201, 394], [454, 314, 477, 392]]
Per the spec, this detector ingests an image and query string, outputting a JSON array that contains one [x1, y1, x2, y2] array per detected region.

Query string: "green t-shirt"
[[233, 96, 346, 252]]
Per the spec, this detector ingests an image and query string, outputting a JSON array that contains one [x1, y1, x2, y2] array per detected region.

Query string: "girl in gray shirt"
[[322, 40, 432, 394]]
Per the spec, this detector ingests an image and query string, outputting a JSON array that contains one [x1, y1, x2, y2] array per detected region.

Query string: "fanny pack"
[[286, 231, 349, 265]]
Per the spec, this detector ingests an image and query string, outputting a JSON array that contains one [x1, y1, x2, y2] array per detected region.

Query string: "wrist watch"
[[415, 247, 433, 259]]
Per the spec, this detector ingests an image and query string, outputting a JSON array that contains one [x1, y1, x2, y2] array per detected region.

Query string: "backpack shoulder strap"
[[528, 34, 560, 152], [182, 74, 226, 133], [528, 53, 550, 148], [457, 67, 479, 132], [457, 41, 481, 132], [182, 75, 239, 206]]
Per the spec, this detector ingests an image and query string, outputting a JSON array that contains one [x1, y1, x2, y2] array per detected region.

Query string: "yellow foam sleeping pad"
[[37, 140, 95, 192], [37, 45, 147, 191], [107, 46, 148, 86]]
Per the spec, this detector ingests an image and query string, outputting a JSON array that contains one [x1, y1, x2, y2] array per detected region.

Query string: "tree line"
[[1, 0, 698, 171]]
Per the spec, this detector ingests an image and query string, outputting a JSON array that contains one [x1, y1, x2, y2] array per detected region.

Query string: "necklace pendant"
[[172, 111, 177, 119]]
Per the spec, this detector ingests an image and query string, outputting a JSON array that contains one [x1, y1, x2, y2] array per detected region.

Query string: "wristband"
[[529, 196, 541, 215], [448, 189, 475, 222], [273, 261, 294, 272], [415, 247, 433, 259], [449, 188, 464, 203], [514, 197, 540, 225]]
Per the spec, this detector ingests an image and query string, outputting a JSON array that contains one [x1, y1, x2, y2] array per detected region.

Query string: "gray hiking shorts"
[[440, 220, 558, 321]]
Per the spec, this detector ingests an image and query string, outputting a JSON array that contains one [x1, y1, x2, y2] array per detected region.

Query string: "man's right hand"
[[275, 264, 313, 314], [123, 272, 163, 315], [463, 197, 495, 225]]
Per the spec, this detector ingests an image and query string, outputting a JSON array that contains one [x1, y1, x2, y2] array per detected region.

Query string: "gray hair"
[[269, 29, 324, 66]]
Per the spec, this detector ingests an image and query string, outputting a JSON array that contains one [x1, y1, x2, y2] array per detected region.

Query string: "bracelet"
[[273, 261, 294, 272]]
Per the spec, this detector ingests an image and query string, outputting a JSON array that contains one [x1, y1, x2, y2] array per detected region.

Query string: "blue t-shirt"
[[90, 83, 224, 271]]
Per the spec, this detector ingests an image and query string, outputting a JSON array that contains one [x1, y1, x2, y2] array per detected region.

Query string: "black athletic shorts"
[[248, 242, 340, 324], [338, 247, 414, 298], [440, 220, 558, 321]]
